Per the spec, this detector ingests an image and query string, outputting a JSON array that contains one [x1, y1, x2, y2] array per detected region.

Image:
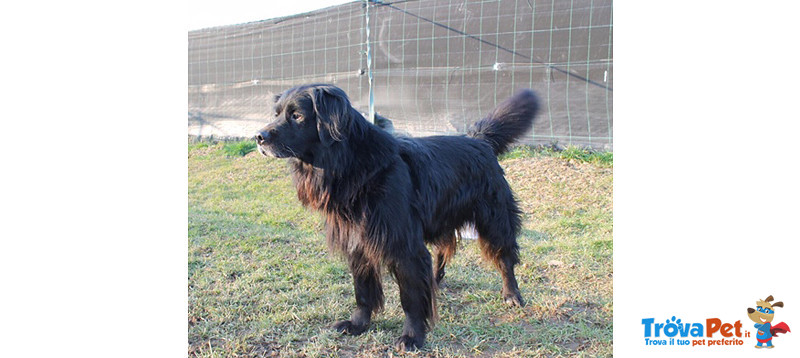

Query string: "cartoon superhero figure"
[[747, 295, 791, 348]]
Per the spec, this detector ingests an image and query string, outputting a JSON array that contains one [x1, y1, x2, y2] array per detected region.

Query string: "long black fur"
[[255, 84, 538, 351], [467, 89, 539, 155]]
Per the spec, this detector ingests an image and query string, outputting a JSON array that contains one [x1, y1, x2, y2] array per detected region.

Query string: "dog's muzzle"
[[255, 130, 290, 158], [255, 131, 274, 157], [256, 144, 271, 157]]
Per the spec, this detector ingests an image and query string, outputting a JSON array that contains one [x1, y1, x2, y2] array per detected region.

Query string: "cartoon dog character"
[[747, 295, 791, 348]]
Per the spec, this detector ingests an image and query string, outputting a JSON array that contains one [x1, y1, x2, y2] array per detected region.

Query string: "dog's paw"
[[394, 334, 423, 352], [331, 320, 369, 335], [503, 291, 526, 307]]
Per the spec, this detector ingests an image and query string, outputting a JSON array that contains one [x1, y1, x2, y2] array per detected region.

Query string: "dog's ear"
[[310, 86, 350, 146]]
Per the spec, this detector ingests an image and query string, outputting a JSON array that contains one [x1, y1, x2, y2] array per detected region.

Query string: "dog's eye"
[[292, 112, 303, 122]]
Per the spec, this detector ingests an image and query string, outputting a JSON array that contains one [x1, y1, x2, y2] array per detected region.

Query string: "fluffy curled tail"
[[467, 89, 539, 155]]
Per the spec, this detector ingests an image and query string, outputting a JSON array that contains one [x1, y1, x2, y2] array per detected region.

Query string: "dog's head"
[[747, 295, 783, 324], [255, 84, 359, 161]]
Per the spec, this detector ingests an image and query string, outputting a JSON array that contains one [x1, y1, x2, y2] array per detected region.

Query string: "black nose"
[[255, 130, 271, 143]]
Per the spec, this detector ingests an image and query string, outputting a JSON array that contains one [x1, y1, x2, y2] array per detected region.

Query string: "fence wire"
[[189, 0, 613, 150]]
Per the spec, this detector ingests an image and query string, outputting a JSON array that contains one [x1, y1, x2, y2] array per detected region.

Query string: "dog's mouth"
[[257, 143, 290, 158], [257, 144, 271, 157]]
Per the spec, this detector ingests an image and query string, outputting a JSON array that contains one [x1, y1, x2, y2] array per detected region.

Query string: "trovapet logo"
[[641, 317, 746, 347], [640, 294, 792, 349]]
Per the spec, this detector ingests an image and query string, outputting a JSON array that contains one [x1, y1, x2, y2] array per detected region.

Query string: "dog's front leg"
[[388, 244, 435, 351], [332, 249, 383, 335]]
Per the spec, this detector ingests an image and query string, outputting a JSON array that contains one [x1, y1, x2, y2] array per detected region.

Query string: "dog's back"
[[397, 135, 505, 238], [397, 89, 538, 242]]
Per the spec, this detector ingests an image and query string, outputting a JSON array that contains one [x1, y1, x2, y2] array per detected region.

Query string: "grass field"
[[188, 141, 613, 357]]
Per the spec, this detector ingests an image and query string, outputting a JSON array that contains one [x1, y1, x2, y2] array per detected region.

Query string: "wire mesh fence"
[[189, 0, 612, 150]]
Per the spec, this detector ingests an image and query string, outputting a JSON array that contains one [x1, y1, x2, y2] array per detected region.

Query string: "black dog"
[[255, 84, 538, 351]]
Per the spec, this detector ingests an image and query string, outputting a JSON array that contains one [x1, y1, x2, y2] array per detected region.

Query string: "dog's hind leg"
[[432, 233, 457, 286], [474, 196, 526, 307], [332, 249, 384, 335]]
